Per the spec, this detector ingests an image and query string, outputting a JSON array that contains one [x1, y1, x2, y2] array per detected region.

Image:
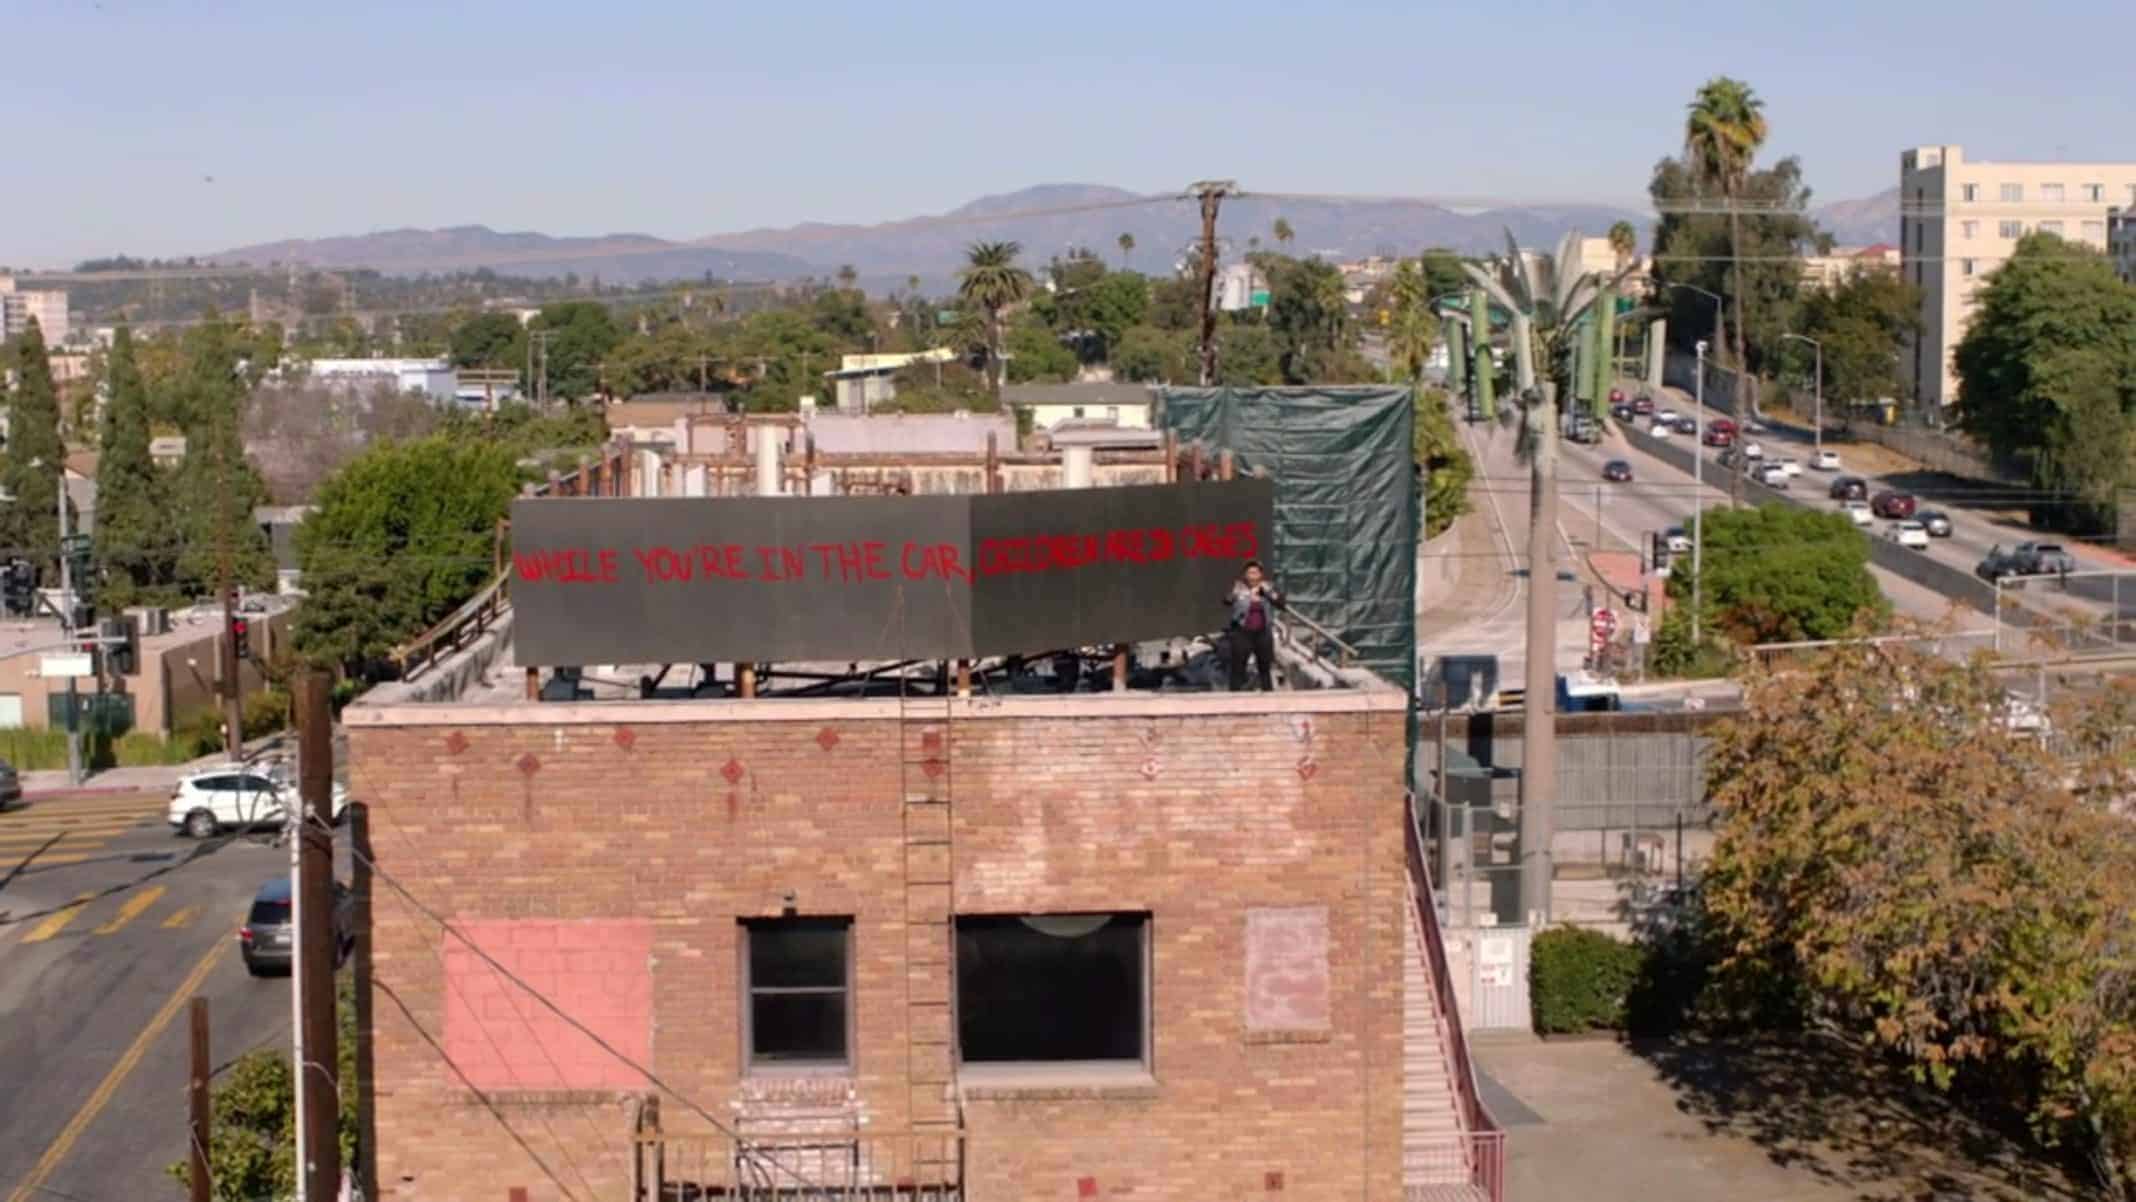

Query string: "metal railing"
[[1404, 792, 1507, 1202], [633, 1131, 964, 1202], [387, 572, 509, 680], [1276, 605, 1358, 667]]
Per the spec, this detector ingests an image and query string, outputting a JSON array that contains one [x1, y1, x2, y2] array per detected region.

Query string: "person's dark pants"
[[1227, 624, 1275, 691]]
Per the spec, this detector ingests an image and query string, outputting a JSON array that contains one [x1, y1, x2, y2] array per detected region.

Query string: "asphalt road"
[[0, 792, 303, 1202]]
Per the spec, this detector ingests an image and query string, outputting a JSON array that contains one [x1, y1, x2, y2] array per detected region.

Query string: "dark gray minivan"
[[239, 877, 355, 976]]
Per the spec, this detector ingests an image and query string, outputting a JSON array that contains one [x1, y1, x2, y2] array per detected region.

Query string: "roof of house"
[[806, 412, 1016, 455], [607, 394, 735, 426], [1047, 424, 1165, 449], [1003, 382, 1154, 410]]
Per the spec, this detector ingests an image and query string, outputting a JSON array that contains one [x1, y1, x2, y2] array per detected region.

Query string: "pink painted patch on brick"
[[814, 726, 839, 752], [720, 757, 744, 784], [515, 753, 540, 777], [1076, 1177, 1098, 1198], [1244, 906, 1331, 1032], [442, 918, 653, 1091], [443, 731, 469, 755], [612, 726, 637, 751]]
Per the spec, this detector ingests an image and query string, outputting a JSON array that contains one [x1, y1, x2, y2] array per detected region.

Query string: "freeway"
[[0, 792, 309, 1202]]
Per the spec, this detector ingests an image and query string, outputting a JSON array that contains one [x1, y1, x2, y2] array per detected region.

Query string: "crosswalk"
[[3, 885, 207, 947], [0, 792, 167, 875]]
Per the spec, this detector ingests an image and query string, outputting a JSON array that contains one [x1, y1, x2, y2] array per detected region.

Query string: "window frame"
[[739, 916, 855, 1075], [2041, 182, 2066, 202], [2039, 219, 2065, 236], [2000, 183, 2024, 203], [1998, 220, 2025, 239], [1962, 183, 1979, 203], [954, 911, 1152, 1073], [1960, 220, 1978, 239]]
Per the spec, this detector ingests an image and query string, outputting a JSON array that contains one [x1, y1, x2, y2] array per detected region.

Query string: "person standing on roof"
[[1224, 560, 1284, 692]]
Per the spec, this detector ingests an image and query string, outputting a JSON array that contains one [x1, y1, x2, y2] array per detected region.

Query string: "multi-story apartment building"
[[0, 277, 71, 347], [1799, 244, 1900, 292], [2110, 206, 2136, 285], [1898, 145, 2136, 409]]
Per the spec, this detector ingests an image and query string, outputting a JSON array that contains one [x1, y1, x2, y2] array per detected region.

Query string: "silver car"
[[239, 876, 356, 976]]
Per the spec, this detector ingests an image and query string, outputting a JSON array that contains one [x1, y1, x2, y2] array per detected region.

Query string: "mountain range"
[[207, 183, 1903, 289]]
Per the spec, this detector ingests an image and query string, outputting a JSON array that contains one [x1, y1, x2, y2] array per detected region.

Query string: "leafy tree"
[[1004, 314, 1077, 384], [1145, 276, 1202, 331], [1607, 221, 1639, 268], [171, 321, 276, 596], [95, 328, 182, 605], [529, 301, 621, 401], [1112, 324, 1193, 384], [1414, 387, 1473, 537], [448, 312, 525, 370], [1702, 644, 2136, 1196], [1272, 217, 1295, 248], [1649, 154, 1821, 383], [810, 288, 873, 344], [1666, 503, 1885, 645], [1796, 266, 1923, 410], [958, 241, 1034, 397], [1116, 232, 1135, 269], [0, 319, 68, 578], [294, 435, 522, 674], [1683, 76, 1770, 403], [1386, 259, 1440, 383], [1417, 248, 1469, 300], [1265, 256, 1354, 383], [1215, 323, 1284, 386], [1953, 232, 2136, 529], [1080, 271, 1149, 363]]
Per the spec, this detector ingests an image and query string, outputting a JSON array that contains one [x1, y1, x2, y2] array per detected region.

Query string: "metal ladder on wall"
[[898, 667, 962, 1186]]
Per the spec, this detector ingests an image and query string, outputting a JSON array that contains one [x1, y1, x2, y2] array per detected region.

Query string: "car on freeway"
[[1772, 457, 1802, 478], [1631, 394, 1655, 416], [1810, 449, 1843, 472], [238, 876, 356, 977], [1754, 463, 1790, 489], [1663, 526, 1694, 554], [1978, 545, 2032, 584], [1871, 490, 1918, 520], [1602, 459, 1634, 483], [1701, 426, 1733, 448], [1709, 417, 1737, 438], [1671, 415, 1697, 435], [1648, 419, 1674, 437], [1884, 520, 1930, 549], [1739, 441, 1764, 460], [1654, 408, 1680, 426], [2014, 541, 2078, 575], [1841, 500, 1874, 527], [1829, 475, 1869, 501], [1916, 510, 1953, 538], [1610, 402, 1633, 422], [1609, 388, 1625, 406], [0, 757, 18, 809], [169, 765, 350, 839]]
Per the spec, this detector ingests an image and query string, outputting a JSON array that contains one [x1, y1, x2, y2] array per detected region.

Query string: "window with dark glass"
[[742, 918, 850, 1069], [956, 913, 1147, 1064]]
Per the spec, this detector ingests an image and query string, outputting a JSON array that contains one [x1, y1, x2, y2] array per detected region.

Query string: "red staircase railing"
[[1405, 791, 1506, 1200]]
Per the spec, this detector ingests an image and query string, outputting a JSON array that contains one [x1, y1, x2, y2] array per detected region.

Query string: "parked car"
[[1754, 463, 1790, 489], [1871, 490, 1918, 520], [169, 765, 350, 839], [238, 876, 356, 977], [1663, 526, 1694, 554], [0, 757, 18, 809], [1810, 449, 1843, 472], [1884, 520, 1930, 549], [1601, 459, 1634, 483], [2014, 541, 2078, 575], [1829, 475, 1869, 501], [1631, 394, 1655, 416], [1916, 509, 1953, 538], [1841, 500, 1874, 527]]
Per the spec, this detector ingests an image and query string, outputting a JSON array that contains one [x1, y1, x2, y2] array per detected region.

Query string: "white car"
[[1841, 500, 1874, 527], [1648, 419, 1673, 437], [1654, 408, 1681, 425], [1755, 463, 1790, 489], [1740, 441, 1765, 460], [1884, 520, 1930, 549], [1663, 527, 1694, 554], [168, 765, 349, 838], [1773, 458, 1802, 478], [1810, 450, 1842, 471]]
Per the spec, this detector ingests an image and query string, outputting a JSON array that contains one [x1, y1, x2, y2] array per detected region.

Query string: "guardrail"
[[632, 1131, 965, 1202], [1278, 605, 1359, 667], [1405, 791, 1507, 1202]]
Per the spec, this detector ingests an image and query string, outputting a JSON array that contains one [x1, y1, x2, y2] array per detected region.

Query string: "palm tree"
[[1387, 259, 1439, 382], [1607, 221, 1638, 271], [1684, 77, 1767, 394], [1117, 232, 1135, 270], [1272, 217, 1295, 249], [837, 264, 859, 291], [958, 241, 1033, 396]]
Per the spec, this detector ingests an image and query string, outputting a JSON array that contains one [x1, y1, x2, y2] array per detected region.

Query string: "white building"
[[303, 357, 458, 402], [1004, 382, 1153, 430], [820, 348, 956, 413], [0, 277, 71, 347], [1216, 262, 1269, 312], [1899, 144, 2136, 409]]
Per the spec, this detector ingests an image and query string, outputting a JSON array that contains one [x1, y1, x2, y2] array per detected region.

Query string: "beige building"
[[1800, 243, 1900, 291], [1899, 145, 2136, 409], [0, 277, 72, 347], [2111, 206, 2136, 284]]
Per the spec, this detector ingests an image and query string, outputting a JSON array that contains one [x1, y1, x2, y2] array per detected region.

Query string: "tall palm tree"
[[1117, 232, 1135, 269], [958, 241, 1033, 396], [1607, 221, 1638, 271], [1272, 217, 1295, 249], [1387, 259, 1439, 382], [1684, 77, 1767, 395]]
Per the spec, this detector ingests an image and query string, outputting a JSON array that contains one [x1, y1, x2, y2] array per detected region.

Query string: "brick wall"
[[348, 691, 1408, 1202]]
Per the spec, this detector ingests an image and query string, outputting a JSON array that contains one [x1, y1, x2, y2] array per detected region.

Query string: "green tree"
[[1004, 314, 1077, 383], [958, 241, 1034, 398], [1667, 503, 1886, 645], [1683, 76, 1770, 401], [95, 328, 182, 605], [171, 321, 276, 596], [1112, 324, 1193, 384], [529, 301, 621, 401], [1117, 232, 1135, 269], [1265, 256, 1355, 382], [1386, 259, 1441, 383], [1607, 221, 1638, 269], [1953, 232, 2136, 529], [0, 319, 68, 578], [1418, 248, 1469, 300], [1081, 271, 1149, 362], [1414, 387, 1473, 538], [1216, 323, 1284, 386], [448, 312, 526, 370], [1796, 266, 1924, 411], [1272, 217, 1295, 248], [1649, 154, 1820, 382], [294, 435, 522, 674]]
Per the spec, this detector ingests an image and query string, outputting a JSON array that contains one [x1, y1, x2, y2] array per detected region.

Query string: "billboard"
[[509, 479, 1274, 667]]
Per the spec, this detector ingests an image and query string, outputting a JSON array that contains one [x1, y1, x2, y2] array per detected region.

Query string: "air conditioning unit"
[[126, 606, 172, 637]]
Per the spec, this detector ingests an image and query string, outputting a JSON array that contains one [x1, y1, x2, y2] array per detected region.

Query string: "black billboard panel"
[[508, 479, 1273, 666]]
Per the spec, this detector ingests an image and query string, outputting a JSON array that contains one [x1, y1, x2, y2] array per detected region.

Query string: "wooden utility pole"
[[1519, 383, 1560, 926], [295, 669, 340, 1202], [1190, 180, 1235, 386], [188, 998, 211, 1202]]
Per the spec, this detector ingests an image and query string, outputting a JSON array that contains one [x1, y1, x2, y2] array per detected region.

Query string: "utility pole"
[[1189, 180, 1235, 386], [1519, 382, 1559, 926], [189, 998, 212, 1202], [1692, 340, 1707, 644], [57, 475, 81, 786], [294, 669, 340, 1202]]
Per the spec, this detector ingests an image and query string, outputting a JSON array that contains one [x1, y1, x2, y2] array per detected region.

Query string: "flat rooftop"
[[0, 595, 296, 661]]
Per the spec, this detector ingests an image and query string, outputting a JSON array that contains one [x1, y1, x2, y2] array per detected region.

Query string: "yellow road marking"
[[161, 905, 199, 929], [4, 931, 232, 1202], [0, 853, 104, 868], [0, 824, 142, 845], [19, 894, 93, 944], [94, 886, 166, 934]]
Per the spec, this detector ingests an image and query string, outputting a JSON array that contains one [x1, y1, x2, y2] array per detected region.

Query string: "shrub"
[[1530, 926, 1641, 1034]]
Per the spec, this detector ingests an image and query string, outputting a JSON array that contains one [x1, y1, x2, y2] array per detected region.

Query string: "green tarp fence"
[[1155, 386, 1417, 691]]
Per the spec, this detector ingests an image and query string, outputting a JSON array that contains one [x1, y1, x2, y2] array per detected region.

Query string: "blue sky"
[[7, 0, 2131, 265]]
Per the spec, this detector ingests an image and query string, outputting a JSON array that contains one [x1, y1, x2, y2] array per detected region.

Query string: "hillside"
[[208, 224, 815, 285], [1812, 187, 1900, 246]]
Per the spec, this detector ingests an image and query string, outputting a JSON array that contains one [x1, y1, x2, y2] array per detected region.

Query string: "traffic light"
[[103, 616, 139, 676], [231, 615, 252, 661], [62, 535, 93, 619]]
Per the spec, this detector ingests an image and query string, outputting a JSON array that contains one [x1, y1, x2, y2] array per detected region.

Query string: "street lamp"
[[1782, 332, 1824, 461], [1662, 282, 1722, 646]]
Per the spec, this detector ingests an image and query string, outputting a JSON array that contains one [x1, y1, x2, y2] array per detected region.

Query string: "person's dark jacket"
[[1226, 581, 1285, 627]]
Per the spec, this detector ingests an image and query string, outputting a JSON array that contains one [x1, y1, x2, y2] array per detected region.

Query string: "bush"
[[1530, 926, 1641, 1034]]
